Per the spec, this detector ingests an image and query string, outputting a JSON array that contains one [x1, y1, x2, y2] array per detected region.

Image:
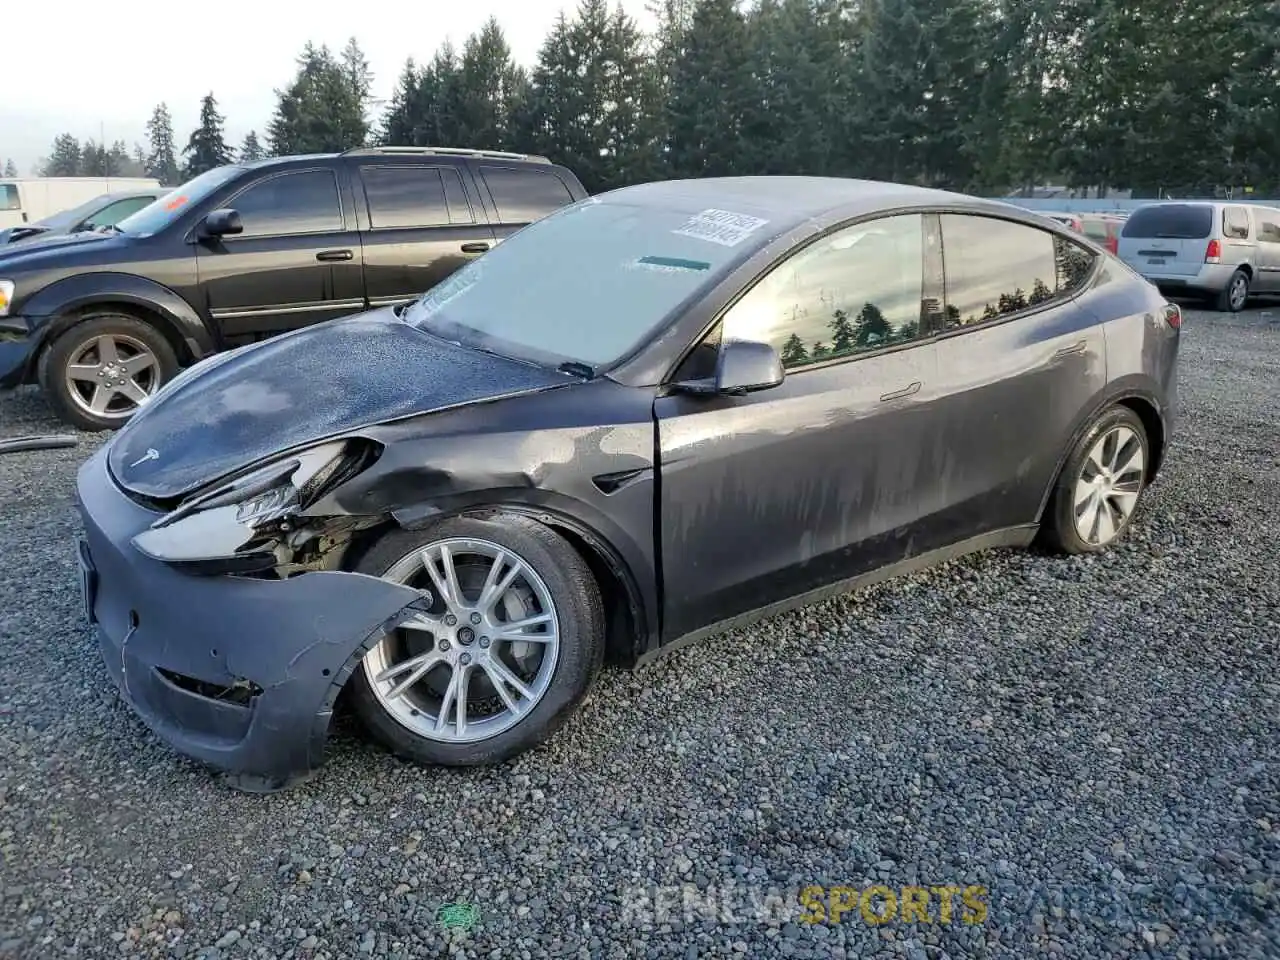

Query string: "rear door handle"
[[1053, 339, 1088, 360], [879, 381, 921, 402], [316, 249, 353, 262], [460, 242, 492, 254]]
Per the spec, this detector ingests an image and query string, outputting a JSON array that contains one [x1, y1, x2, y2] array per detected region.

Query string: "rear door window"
[[1121, 205, 1213, 240], [0, 184, 19, 211], [940, 215, 1064, 327], [359, 165, 475, 229], [1223, 206, 1250, 240], [479, 166, 576, 224]]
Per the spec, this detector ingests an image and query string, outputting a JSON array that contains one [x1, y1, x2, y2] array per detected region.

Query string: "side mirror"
[[199, 208, 243, 238], [675, 338, 785, 397]]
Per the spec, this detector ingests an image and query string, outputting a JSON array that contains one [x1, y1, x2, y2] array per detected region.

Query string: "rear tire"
[[348, 514, 604, 767], [1215, 269, 1250, 313], [40, 312, 179, 431], [1041, 406, 1149, 555]]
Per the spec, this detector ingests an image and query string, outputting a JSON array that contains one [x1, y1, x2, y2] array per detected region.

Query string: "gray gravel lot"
[[1, 304, 1278, 960]]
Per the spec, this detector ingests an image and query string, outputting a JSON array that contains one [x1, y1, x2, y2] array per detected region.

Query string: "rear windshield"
[[1121, 205, 1213, 240], [0, 184, 19, 211]]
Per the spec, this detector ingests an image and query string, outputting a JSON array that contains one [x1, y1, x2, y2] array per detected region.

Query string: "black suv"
[[0, 147, 588, 429]]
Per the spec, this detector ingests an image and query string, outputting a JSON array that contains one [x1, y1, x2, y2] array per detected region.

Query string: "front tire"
[[1041, 406, 1149, 555], [39, 312, 179, 431], [1215, 268, 1250, 313], [348, 515, 604, 767]]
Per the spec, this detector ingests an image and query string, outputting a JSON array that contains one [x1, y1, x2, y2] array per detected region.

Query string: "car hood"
[[0, 229, 122, 268], [108, 308, 572, 501]]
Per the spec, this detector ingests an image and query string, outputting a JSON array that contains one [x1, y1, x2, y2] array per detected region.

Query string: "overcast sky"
[[1, 0, 655, 175]]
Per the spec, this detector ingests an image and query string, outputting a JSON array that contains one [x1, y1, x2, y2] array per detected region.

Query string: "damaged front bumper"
[[75, 447, 421, 791]]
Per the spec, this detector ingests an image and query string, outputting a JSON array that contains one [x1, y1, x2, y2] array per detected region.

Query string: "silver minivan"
[[1117, 201, 1280, 312]]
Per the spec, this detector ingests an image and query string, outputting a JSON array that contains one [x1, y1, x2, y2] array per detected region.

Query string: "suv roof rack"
[[340, 145, 552, 164]]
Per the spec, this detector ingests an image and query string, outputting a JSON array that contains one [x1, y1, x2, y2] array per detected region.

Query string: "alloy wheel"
[[1072, 425, 1145, 546], [63, 333, 161, 420], [1229, 274, 1248, 311], [362, 538, 561, 744]]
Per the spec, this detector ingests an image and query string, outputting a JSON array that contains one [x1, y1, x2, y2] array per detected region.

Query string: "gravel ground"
[[1, 304, 1278, 960]]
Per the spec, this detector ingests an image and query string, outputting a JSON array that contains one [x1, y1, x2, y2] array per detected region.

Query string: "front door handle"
[[879, 381, 921, 402], [316, 249, 353, 262], [1053, 339, 1088, 360], [460, 242, 492, 254]]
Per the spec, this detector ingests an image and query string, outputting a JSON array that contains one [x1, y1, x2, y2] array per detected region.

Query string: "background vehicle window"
[[360, 165, 474, 228], [231, 170, 343, 237], [1120, 204, 1212, 240], [940, 215, 1059, 327], [1223, 207, 1250, 240], [1257, 213, 1280, 243], [84, 196, 155, 229], [480, 166, 575, 223], [1082, 219, 1108, 242], [0, 184, 19, 211], [721, 213, 925, 369]]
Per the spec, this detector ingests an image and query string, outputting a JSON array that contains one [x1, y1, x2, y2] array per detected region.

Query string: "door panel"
[[353, 163, 496, 307], [197, 168, 362, 337], [656, 345, 940, 640], [929, 216, 1108, 542], [1253, 210, 1280, 292], [655, 212, 945, 642]]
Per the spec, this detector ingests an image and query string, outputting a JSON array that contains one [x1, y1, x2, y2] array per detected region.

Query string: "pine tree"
[[412, 43, 463, 145], [341, 37, 374, 143], [80, 140, 110, 176], [666, 0, 753, 177], [780, 333, 809, 365], [380, 58, 420, 145], [268, 43, 369, 155], [183, 93, 233, 178], [43, 134, 82, 176], [3, 159, 17, 177], [145, 103, 181, 185], [453, 18, 525, 149], [239, 131, 265, 162]]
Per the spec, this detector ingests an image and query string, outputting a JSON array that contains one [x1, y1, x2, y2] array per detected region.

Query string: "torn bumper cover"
[[75, 447, 421, 790]]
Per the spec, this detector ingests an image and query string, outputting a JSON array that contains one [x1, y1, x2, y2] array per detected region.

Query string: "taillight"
[[1205, 239, 1221, 263], [1106, 236, 1118, 254], [1161, 302, 1182, 329]]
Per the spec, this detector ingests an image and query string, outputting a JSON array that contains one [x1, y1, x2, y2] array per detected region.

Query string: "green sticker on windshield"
[[636, 255, 711, 272]]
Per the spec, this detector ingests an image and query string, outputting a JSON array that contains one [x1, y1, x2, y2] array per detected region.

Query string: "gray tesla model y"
[[75, 177, 1181, 790]]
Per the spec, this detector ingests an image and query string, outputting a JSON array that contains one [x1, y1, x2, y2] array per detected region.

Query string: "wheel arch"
[[1035, 383, 1169, 522], [21, 273, 216, 381], [376, 498, 657, 668]]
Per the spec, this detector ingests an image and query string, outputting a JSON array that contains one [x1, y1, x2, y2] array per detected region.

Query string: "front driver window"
[[721, 213, 926, 369]]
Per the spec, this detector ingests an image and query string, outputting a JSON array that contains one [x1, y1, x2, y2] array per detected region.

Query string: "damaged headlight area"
[[131, 439, 381, 575]]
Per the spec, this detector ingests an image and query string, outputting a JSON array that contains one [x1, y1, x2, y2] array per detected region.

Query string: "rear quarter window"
[[479, 165, 576, 224], [1121, 205, 1213, 240]]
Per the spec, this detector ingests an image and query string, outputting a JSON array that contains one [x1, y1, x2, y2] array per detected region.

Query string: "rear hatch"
[[1118, 204, 1213, 277]]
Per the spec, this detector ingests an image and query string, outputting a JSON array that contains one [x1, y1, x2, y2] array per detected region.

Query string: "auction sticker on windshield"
[[673, 209, 770, 247]]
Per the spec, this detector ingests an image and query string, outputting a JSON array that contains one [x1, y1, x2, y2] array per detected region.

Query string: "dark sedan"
[[75, 177, 1181, 790]]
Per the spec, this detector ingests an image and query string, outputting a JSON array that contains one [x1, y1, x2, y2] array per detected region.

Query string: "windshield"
[[117, 165, 244, 237], [1121, 204, 1212, 240], [404, 200, 768, 368]]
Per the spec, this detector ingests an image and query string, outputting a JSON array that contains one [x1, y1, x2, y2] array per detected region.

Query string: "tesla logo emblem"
[[130, 448, 160, 468]]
